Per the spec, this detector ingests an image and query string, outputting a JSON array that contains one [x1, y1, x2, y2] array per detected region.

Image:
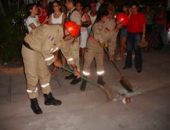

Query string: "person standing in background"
[[143, 5, 153, 50], [65, 0, 82, 85], [118, 4, 129, 60], [154, 8, 167, 50], [123, 3, 146, 73], [88, 0, 97, 34], [38, 0, 48, 24], [48, 0, 66, 25], [48, 0, 67, 66], [76, 1, 91, 68], [25, 3, 40, 32], [107, 2, 116, 20]]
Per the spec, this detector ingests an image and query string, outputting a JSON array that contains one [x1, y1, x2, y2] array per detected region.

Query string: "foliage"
[[0, 7, 26, 63]]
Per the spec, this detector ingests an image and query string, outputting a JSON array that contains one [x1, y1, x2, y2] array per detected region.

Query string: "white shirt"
[[26, 15, 40, 32], [88, 12, 97, 32], [51, 13, 63, 25]]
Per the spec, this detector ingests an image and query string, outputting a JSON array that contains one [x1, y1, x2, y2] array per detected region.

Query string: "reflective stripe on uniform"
[[26, 89, 33, 93], [53, 47, 59, 52], [34, 87, 38, 92], [50, 47, 59, 53], [82, 71, 90, 76], [26, 87, 38, 93], [45, 55, 54, 61], [41, 83, 50, 88], [67, 58, 73, 62], [97, 70, 105, 75]]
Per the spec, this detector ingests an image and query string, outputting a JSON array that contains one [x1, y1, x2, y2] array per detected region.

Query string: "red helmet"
[[116, 13, 129, 26], [64, 21, 80, 37]]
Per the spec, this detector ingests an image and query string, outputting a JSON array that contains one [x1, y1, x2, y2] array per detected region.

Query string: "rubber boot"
[[80, 78, 87, 91], [44, 92, 62, 106], [65, 73, 76, 80], [30, 98, 43, 114], [70, 77, 81, 85], [97, 75, 106, 85]]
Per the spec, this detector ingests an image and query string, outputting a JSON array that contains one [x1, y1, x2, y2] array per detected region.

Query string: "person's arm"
[[92, 22, 105, 43], [48, 15, 52, 24], [26, 17, 37, 30], [99, 19, 116, 42], [42, 16, 49, 25], [59, 40, 80, 77], [41, 27, 61, 66], [62, 13, 66, 24], [142, 24, 146, 39], [115, 20, 122, 32], [42, 38, 60, 72], [142, 14, 146, 40]]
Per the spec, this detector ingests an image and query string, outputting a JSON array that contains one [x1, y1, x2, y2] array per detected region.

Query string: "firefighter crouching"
[[22, 21, 80, 114], [80, 5, 118, 91]]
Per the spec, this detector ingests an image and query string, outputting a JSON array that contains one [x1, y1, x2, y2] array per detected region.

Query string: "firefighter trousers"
[[83, 49, 104, 76], [22, 45, 52, 99]]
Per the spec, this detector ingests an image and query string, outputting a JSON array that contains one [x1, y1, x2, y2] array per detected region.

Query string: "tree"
[[0, 0, 5, 16]]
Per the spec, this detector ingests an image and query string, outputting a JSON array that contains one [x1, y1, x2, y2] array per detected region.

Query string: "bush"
[[0, 7, 26, 64]]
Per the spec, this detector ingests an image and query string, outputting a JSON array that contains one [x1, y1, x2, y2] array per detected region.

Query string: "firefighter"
[[22, 21, 80, 114], [80, 3, 118, 91], [64, 0, 82, 85]]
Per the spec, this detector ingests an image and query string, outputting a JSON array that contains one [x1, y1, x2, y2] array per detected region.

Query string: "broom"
[[104, 48, 134, 93], [61, 66, 113, 100]]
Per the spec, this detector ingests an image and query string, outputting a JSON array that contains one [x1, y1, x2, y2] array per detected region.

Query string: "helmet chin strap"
[[63, 33, 71, 39], [63, 33, 75, 43], [63, 27, 71, 39]]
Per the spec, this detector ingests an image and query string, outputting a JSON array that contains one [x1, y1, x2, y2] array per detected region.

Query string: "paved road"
[[0, 47, 170, 130]]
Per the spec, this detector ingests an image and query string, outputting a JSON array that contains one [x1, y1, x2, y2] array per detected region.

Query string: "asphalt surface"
[[0, 46, 170, 130]]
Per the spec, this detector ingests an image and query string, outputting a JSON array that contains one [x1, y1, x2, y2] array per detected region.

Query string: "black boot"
[[30, 98, 43, 114], [97, 76, 106, 85], [80, 78, 87, 91], [70, 77, 81, 85], [65, 74, 76, 80], [44, 93, 62, 106], [136, 67, 142, 73]]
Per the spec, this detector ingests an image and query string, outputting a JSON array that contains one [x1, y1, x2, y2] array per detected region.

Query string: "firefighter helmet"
[[64, 21, 80, 37], [116, 13, 129, 26]]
